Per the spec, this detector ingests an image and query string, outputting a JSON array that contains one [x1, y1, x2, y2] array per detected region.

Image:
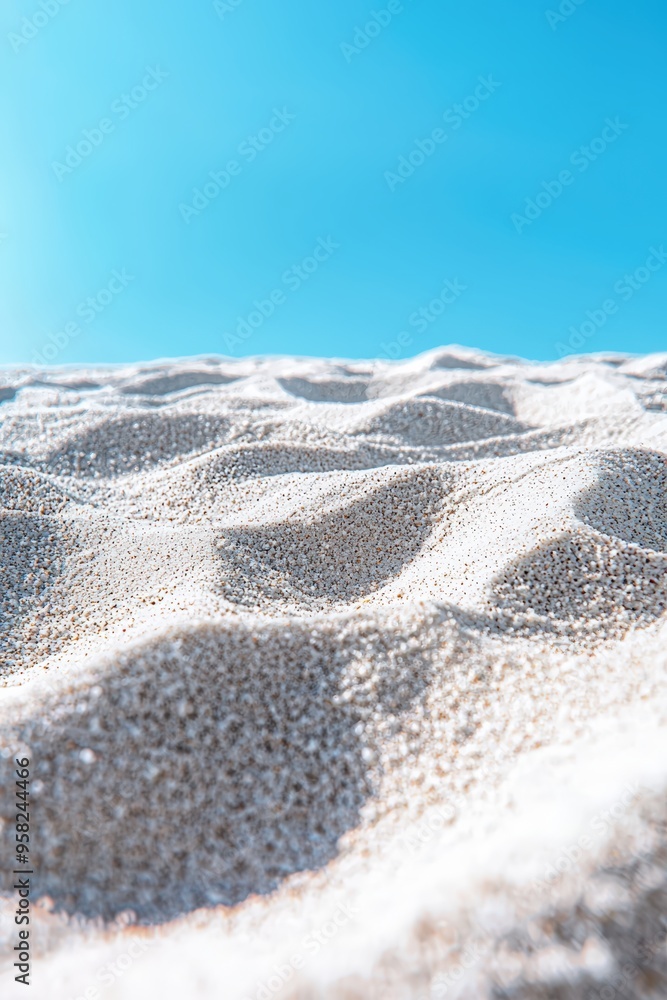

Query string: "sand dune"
[[1, 346, 666, 998]]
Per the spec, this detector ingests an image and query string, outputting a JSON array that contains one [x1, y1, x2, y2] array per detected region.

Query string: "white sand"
[[0, 346, 666, 998]]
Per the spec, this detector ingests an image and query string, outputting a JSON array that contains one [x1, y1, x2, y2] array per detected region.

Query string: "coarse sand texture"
[[1, 347, 667, 999]]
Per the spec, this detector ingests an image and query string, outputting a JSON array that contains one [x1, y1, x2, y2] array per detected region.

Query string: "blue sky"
[[0, 0, 665, 366]]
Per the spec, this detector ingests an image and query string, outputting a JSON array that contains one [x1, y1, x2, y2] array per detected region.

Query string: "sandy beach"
[[1, 346, 666, 999]]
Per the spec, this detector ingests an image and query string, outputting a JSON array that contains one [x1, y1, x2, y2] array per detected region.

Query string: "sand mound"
[[0, 348, 666, 998], [218, 467, 451, 612], [430, 350, 495, 370], [200, 440, 410, 483], [0, 466, 74, 514], [353, 397, 526, 446], [278, 376, 370, 403], [119, 369, 238, 396], [424, 379, 517, 414], [0, 621, 377, 921], [45, 411, 231, 478], [490, 527, 667, 641], [574, 447, 667, 551]]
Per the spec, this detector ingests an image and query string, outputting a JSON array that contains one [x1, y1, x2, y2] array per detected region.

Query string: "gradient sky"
[[1, 0, 665, 366]]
